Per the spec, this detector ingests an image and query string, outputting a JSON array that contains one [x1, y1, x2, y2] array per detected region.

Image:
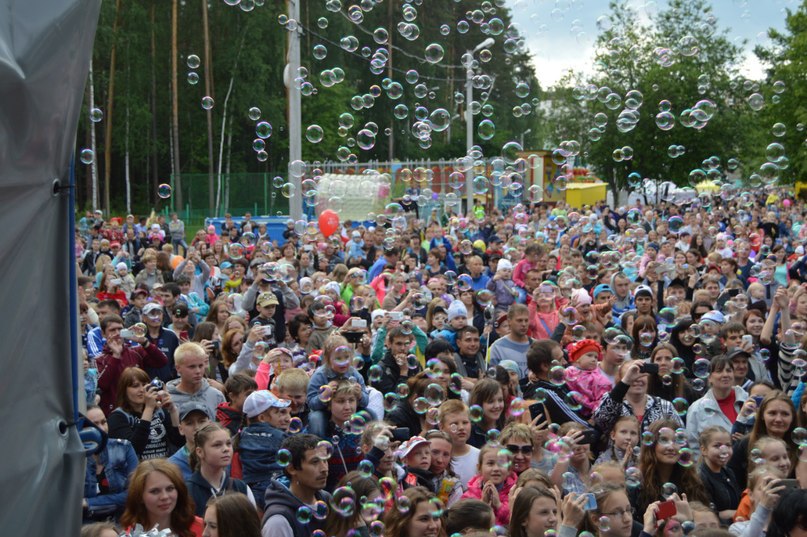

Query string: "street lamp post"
[[465, 37, 495, 216], [520, 128, 532, 149]]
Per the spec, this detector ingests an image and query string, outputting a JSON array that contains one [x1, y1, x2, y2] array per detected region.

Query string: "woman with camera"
[[593, 359, 682, 449], [107, 366, 183, 460]]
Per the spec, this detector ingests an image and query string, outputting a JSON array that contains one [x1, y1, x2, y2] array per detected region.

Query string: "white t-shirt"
[[452, 446, 480, 489]]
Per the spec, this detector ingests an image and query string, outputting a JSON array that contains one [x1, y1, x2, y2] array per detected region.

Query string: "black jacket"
[[186, 470, 249, 517], [387, 399, 423, 437], [373, 350, 420, 396], [262, 479, 331, 537]]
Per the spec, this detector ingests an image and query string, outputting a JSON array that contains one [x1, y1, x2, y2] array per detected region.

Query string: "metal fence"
[[168, 153, 560, 223]]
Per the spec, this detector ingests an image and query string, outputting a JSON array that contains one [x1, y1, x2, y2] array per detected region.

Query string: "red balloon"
[[318, 209, 340, 237]]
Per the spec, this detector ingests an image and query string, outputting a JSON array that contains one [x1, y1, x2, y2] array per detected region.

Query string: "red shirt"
[[716, 390, 738, 423]]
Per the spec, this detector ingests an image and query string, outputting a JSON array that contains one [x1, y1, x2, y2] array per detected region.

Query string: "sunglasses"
[[506, 444, 533, 455]]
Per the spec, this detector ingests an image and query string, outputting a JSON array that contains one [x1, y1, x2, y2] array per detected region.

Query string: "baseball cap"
[[701, 311, 726, 324], [498, 360, 521, 378], [143, 302, 163, 315], [179, 402, 211, 422], [593, 284, 612, 299], [634, 285, 653, 298], [130, 288, 149, 300], [220, 261, 233, 269], [726, 348, 752, 361], [398, 436, 429, 458], [243, 390, 291, 418], [257, 292, 279, 308]]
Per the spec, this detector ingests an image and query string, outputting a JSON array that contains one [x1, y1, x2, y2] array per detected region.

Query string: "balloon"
[[783, 199, 791, 207], [319, 209, 340, 237]]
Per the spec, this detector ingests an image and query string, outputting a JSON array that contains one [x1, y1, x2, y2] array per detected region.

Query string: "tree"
[[754, 1, 807, 186], [545, 0, 752, 204]]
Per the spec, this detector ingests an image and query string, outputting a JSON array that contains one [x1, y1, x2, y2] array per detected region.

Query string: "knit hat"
[[566, 339, 602, 363], [116, 262, 128, 272], [447, 300, 468, 322], [496, 258, 513, 272], [572, 288, 592, 305]]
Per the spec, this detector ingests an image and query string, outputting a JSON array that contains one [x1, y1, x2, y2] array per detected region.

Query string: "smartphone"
[[742, 335, 753, 346], [752, 395, 764, 406], [389, 311, 403, 321], [578, 429, 598, 445], [120, 329, 135, 339], [391, 427, 410, 441], [179, 330, 189, 341], [656, 500, 677, 520], [211, 340, 221, 351], [640, 362, 660, 375], [351, 318, 367, 329], [583, 493, 597, 511], [262, 325, 274, 338], [780, 479, 800, 494]]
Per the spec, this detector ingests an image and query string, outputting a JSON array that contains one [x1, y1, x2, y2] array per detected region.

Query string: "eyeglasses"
[[505, 444, 533, 455], [601, 507, 634, 518]]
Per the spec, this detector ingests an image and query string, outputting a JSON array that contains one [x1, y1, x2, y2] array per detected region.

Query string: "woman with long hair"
[[220, 327, 245, 371], [205, 300, 231, 335], [120, 459, 202, 537], [578, 485, 635, 537], [383, 487, 446, 537], [631, 315, 658, 361], [323, 471, 383, 537], [728, 390, 799, 490], [646, 343, 697, 402], [632, 419, 710, 521], [467, 378, 506, 448], [107, 367, 183, 460], [669, 317, 697, 374], [202, 493, 261, 537], [186, 423, 254, 517]]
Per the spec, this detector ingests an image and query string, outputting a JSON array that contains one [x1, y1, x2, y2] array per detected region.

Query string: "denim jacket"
[[306, 365, 370, 412], [239, 422, 289, 485], [84, 438, 138, 516]]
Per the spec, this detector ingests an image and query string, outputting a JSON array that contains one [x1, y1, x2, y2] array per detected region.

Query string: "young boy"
[[239, 390, 292, 510], [438, 399, 479, 488], [216, 373, 257, 437], [325, 380, 365, 490], [434, 300, 469, 352], [274, 368, 310, 424], [168, 402, 211, 479], [166, 342, 226, 417], [400, 436, 435, 489]]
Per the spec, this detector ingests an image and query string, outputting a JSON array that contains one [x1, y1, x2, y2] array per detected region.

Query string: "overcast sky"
[[506, 0, 795, 88]]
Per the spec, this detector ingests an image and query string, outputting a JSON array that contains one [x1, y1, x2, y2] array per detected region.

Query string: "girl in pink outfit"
[[563, 339, 611, 419], [461, 444, 518, 526]]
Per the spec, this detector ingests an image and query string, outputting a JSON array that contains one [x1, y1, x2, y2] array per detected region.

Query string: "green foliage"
[[78, 0, 543, 214], [544, 0, 764, 203]]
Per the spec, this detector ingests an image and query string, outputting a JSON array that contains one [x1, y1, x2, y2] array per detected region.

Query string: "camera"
[[149, 378, 165, 391]]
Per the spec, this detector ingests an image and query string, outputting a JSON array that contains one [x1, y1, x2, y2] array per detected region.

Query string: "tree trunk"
[[150, 1, 159, 206], [202, 0, 215, 213], [88, 61, 99, 212], [171, 0, 183, 208], [103, 0, 123, 214]]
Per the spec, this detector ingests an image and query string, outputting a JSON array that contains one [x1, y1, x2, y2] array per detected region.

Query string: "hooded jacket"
[[461, 472, 518, 526], [239, 422, 289, 509], [261, 479, 330, 537], [166, 377, 225, 418]]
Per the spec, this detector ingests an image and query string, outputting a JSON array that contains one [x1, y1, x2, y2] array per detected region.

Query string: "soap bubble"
[[201, 96, 214, 110], [80, 149, 95, 165], [157, 183, 172, 199]]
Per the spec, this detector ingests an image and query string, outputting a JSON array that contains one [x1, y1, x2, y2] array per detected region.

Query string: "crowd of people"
[[75, 189, 807, 537]]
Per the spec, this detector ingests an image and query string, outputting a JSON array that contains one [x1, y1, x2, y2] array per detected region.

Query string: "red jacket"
[[97, 342, 168, 415], [461, 472, 518, 526]]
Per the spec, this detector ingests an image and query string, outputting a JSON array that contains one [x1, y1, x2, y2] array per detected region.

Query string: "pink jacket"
[[513, 259, 536, 288], [461, 472, 517, 526], [527, 299, 560, 340], [564, 366, 612, 416]]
